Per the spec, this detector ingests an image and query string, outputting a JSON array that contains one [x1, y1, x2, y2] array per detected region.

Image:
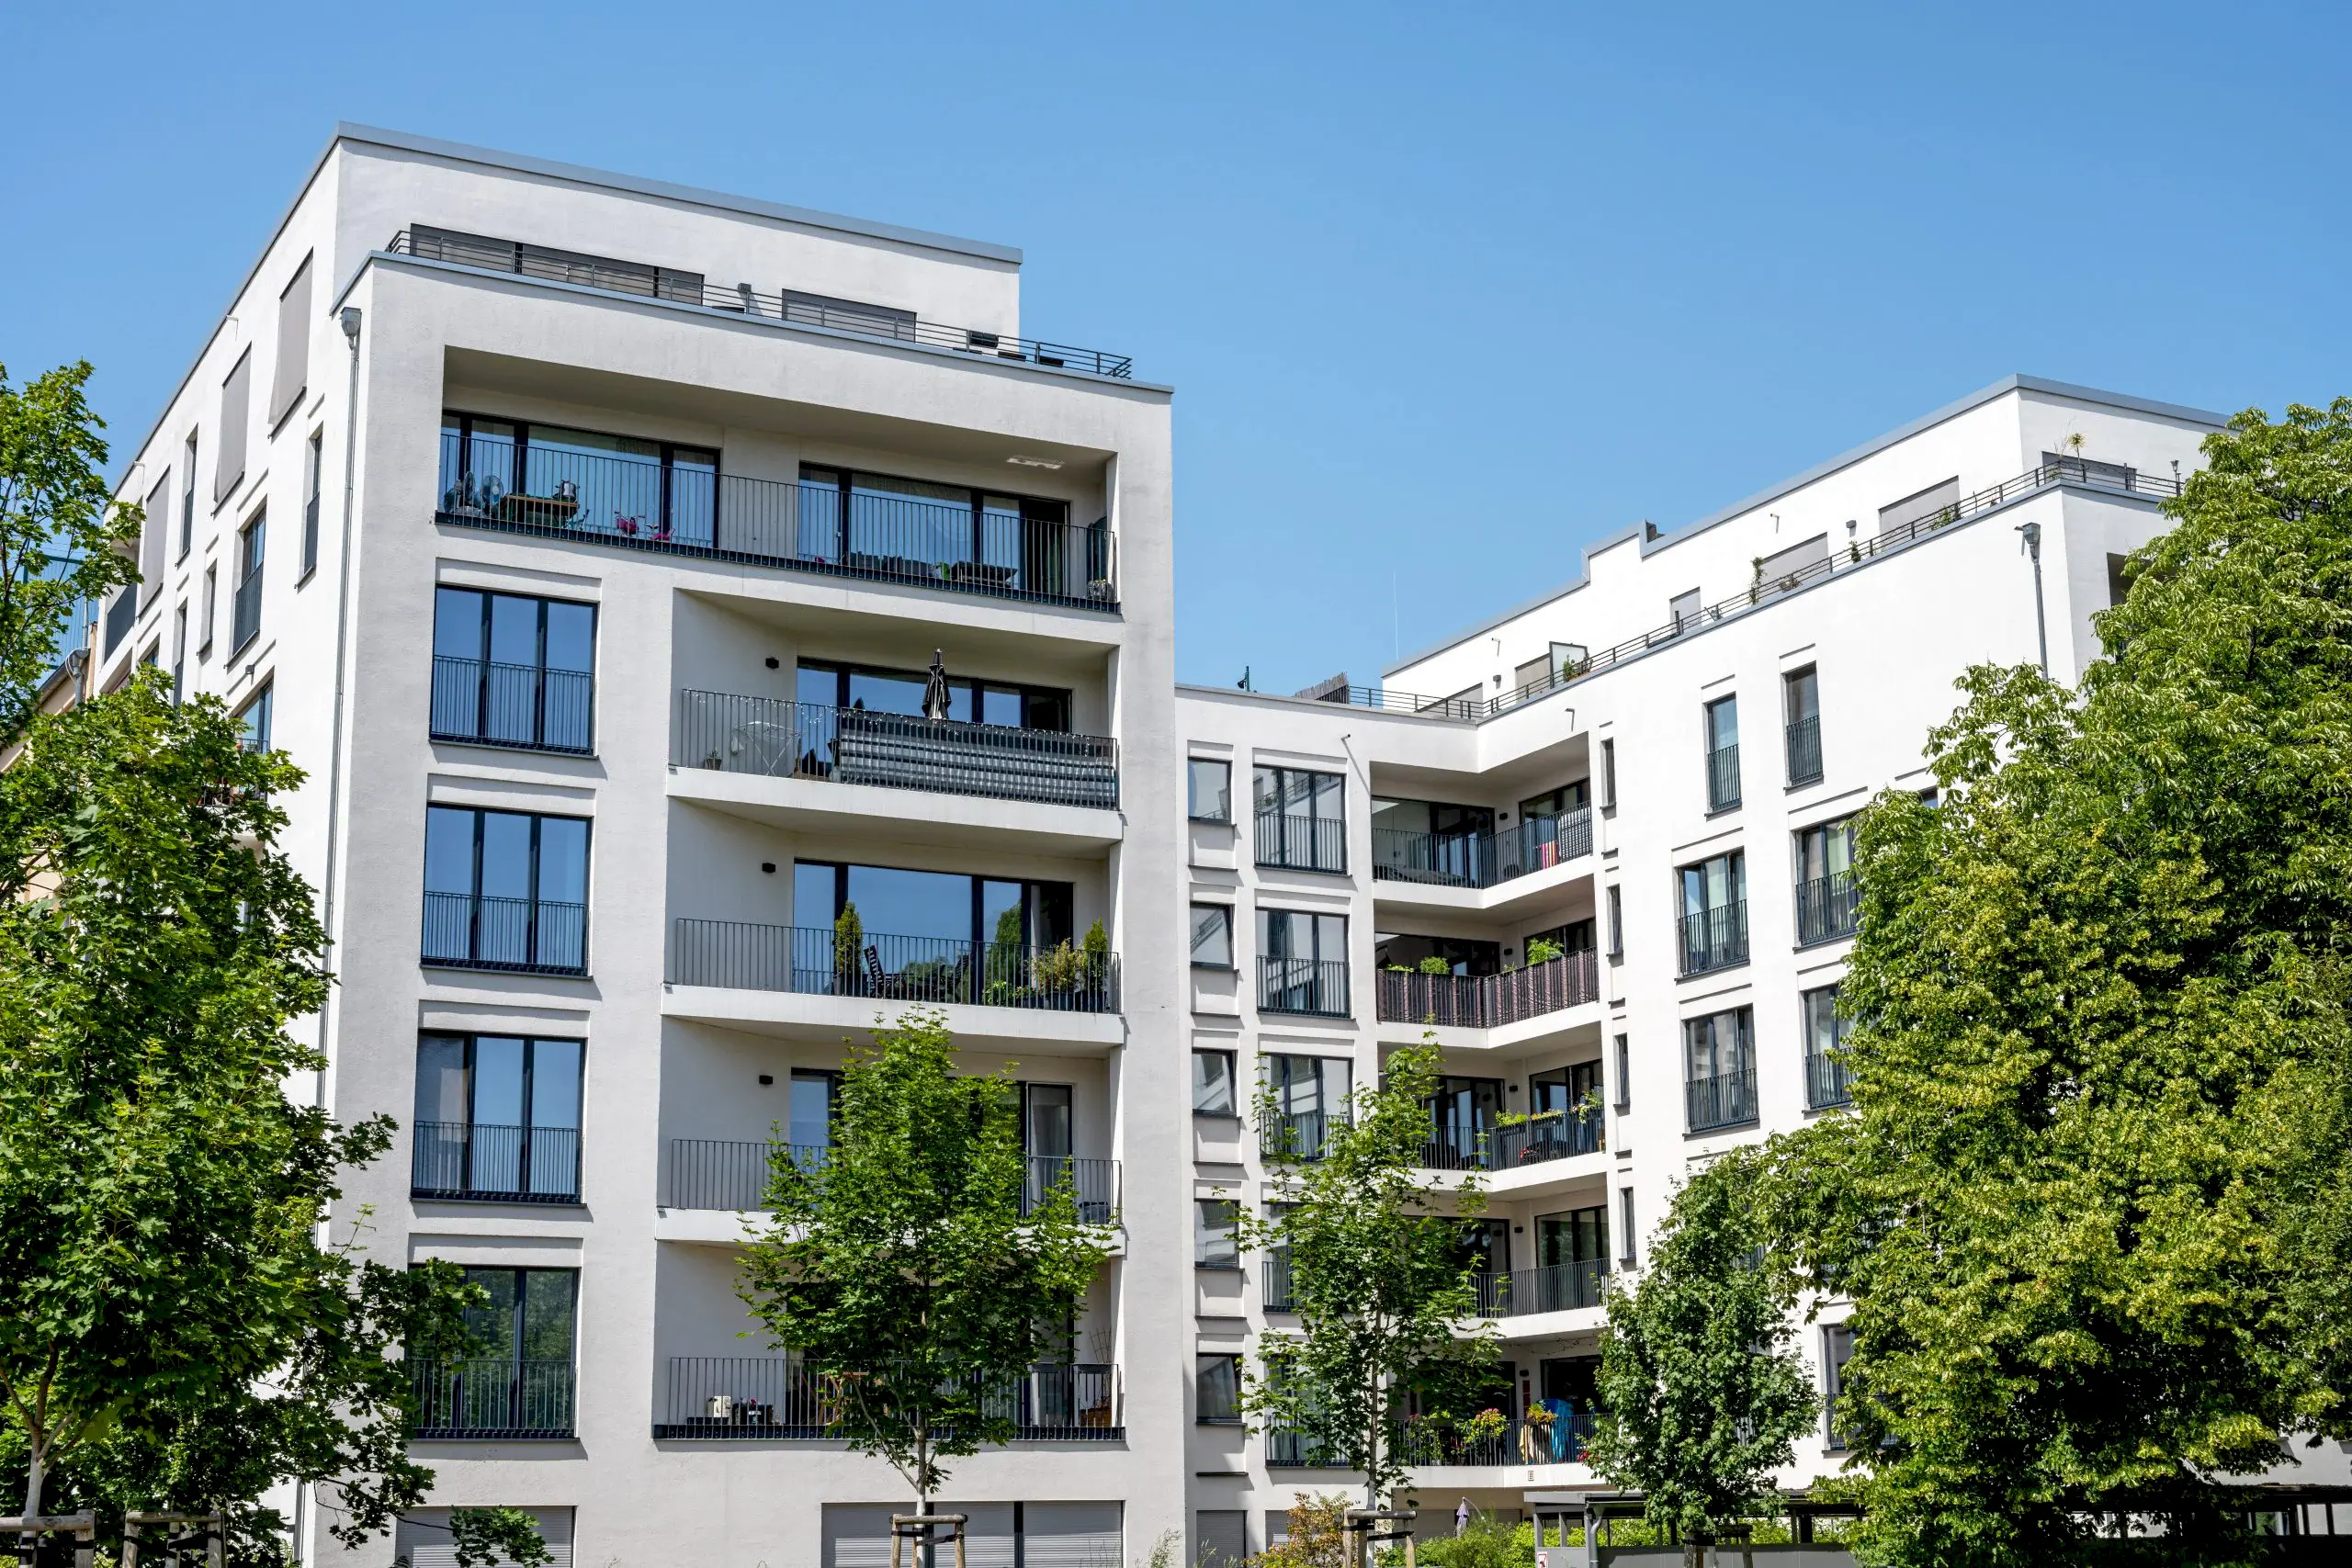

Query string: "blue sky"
[[6, 2, 2348, 690]]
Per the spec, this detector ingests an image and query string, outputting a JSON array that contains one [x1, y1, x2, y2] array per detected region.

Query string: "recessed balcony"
[[1377, 951, 1599, 1032], [669, 920, 1118, 1012], [664, 1136, 1118, 1224], [655, 1355, 1122, 1441]]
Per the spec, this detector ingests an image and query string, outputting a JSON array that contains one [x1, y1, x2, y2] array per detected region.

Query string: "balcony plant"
[[832, 902, 864, 992]]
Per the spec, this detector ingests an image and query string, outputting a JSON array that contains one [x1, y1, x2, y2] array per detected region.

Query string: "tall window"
[[179, 433, 198, 558], [1803, 984, 1851, 1110], [215, 350, 251, 505], [422, 807, 591, 975], [1613, 1033, 1631, 1111], [789, 1069, 835, 1154], [199, 563, 217, 655], [1600, 737, 1617, 808], [439, 412, 718, 548], [1253, 766, 1345, 873], [1197, 1355, 1242, 1424], [1533, 1205, 1610, 1309], [1261, 1053, 1350, 1159], [170, 604, 187, 705], [1794, 818, 1860, 945], [1676, 851, 1748, 976], [1427, 1075, 1504, 1169], [1258, 908, 1348, 1016], [412, 1033, 584, 1201], [1190, 903, 1234, 969], [1703, 694, 1741, 811], [1527, 1061, 1603, 1156], [139, 472, 168, 607], [1824, 1323, 1857, 1450], [431, 588, 596, 753], [301, 430, 323, 581], [1684, 1007, 1757, 1132], [1195, 1199, 1240, 1268], [417, 1267, 578, 1437], [1619, 1188, 1637, 1267], [1193, 1049, 1237, 1116], [1188, 758, 1232, 822], [1606, 884, 1623, 960], [1783, 665, 1822, 786], [231, 510, 265, 655], [235, 683, 273, 753]]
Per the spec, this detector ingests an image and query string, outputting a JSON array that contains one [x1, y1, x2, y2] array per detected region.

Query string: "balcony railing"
[[1419, 1109, 1603, 1172], [1260, 1110, 1347, 1163], [231, 568, 263, 654], [1258, 956, 1350, 1018], [422, 891, 587, 975], [104, 588, 136, 655], [654, 1356, 1122, 1440], [1371, 809, 1593, 889], [1263, 1250, 1295, 1312], [432, 655, 594, 753], [1795, 871, 1860, 946], [668, 920, 1118, 1012], [1786, 716, 1823, 785], [435, 431, 1115, 612], [1687, 1066, 1759, 1133], [665, 1138, 1117, 1221], [1254, 811, 1347, 874], [1377, 950, 1599, 1029], [1676, 903, 1748, 976], [1806, 1050, 1853, 1111], [673, 691, 1117, 809], [1706, 743, 1741, 812], [410, 1358, 575, 1438], [1268, 1412, 1602, 1470], [390, 229, 1133, 378], [412, 1122, 582, 1203], [1472, 1260, 1607, 1316]]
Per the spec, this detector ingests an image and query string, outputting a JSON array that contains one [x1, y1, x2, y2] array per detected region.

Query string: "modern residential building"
[[101, 123, 2339, 1568]]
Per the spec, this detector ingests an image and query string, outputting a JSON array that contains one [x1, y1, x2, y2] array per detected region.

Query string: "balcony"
[[1795, 871, 1859, 946], [1687, 1066, 1759, 1133], [1372, 810, 1592, 890], [1419, 1110, 1603, 1172], [1258, 956, 1350, 1019], [674, 691, 1116, 810], [231, 568, 263, 655], [1786, 716, 1823, 786], [1676, 902, 1747, 976], [1377, 950, 1599, 1030], [1260, 1110, 1347, 1163], [1254, 812, 1347, 874], [654, 1356, 1122, 1440], [422, 891, 588, 976], [432, 656, 594, 754], [1472, 1260, 1607, 1316], [411, 1122, 582, 1203], [668, 920, 1117, 1013], [1805, 1050, 1852, 1111], [1706, 743, 1741, 812], [409, 1358, 574, 1439], [1386, 1411, 1601, 1469], [664, 1136, 1117, 1223], [434, 431, 1116, 613]]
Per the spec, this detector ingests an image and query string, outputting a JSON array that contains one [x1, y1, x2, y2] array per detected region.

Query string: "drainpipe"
[[2016, 521, 2049, 673], [314, 305, 364, 1110]]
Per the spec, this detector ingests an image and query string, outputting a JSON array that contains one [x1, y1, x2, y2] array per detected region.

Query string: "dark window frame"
[[421, 807, 593, 976], [411, 1032, 586, 1203], [430, 587, 599, 756]]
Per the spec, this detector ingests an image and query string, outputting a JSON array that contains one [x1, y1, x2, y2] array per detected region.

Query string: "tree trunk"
[[1682, 1540, 1704, 1568], [22, 1442, 42, 1518]]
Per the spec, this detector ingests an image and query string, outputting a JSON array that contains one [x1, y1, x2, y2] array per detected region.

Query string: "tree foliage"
[[738, 1010, 1115, 1508], [1236, 1040, 1499, 1506], [1768, 400, 2352, 1567], [1588, 1145, 1815, 1568]]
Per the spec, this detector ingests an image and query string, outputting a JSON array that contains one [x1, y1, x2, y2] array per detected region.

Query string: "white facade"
[[102, 125, 2324, 1568]]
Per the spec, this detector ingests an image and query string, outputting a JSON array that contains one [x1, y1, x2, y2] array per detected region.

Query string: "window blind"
[[269, 252, 312, 425], [214, 349, 251, 503]]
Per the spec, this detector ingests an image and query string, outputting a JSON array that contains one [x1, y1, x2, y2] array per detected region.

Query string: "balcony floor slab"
[[1370, 852, 1596, 920], [1486, 1305, 1608, 1341], [1377, 1004, 1604, 1056], [668, 766, 1123, 856], [662, 984, 1125, 1055]]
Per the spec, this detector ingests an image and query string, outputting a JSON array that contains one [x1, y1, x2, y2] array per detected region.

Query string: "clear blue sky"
[[6, 2, 2347, 691]]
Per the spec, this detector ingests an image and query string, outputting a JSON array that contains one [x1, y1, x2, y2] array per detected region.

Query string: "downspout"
[[314, 305, 363, 1106], [2016, 521, 2049, 673]]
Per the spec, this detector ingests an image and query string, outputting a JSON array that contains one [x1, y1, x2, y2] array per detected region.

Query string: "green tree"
[[738, 1010, 1115, 1515], [1236, 1040, 1499, 1507], [0, 361, 138, 744], [1769, 400, 2352, 1567], [1587, 1146, 1815, 1568]]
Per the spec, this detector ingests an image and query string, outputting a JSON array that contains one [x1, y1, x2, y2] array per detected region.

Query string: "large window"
[[235, 683, 273, 753], [1703, 694, 1740, 811], [1530, 1205, 1609, 1310], [1191, 904, 1234, 970], [1195, 1199, 1240, 1269], [1676, 851, 1747, 976], [1426, 1075, 1504, 1170], [1258, 908, 1348, 1016], [1197, 1355, 1242, 1425], [231, 510, 265, 655], [1193, 1049, 1238, 1117], [413, 1266, 577, 1438], [1824, 1323, 1858, 1450], [1188, 758, 1232, 823], [798, 464, 1078, 595], [1253, 766, 1346, 874], [1794, 818, 1859, 946], [1784, 666, 1822, 786], [1261, 1053, 1350, 1160], [1527, 1061, 1604, 1157], [422, 807, 590, 975], [440, 412, 718, 547], [413, 1033, 583, 1201], [1684, 1007, 1757, 1132], [1803, 984, 1851, 1110], [793, 861, 1076, 995], [431, 588, 597, 753], [796, 658, 1070, 732]]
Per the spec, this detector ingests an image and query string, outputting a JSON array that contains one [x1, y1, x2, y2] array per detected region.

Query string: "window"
[[1197, 1511, 1249, 1568], [1676, 851, 1747, 976], [1823, 1323, 1857, 1450], [199, 564, 217, 655], [300, 431, 323, 581], [1533, 1206, 1610, 1308], [412, 1033, 584, 1201], [231, 510, 265, 655], [1188, 758, 1232, 822], [431, 588, 597, 753], [1262, 1054, 1350, 1160], [439, 412, 719, 549], [1522, 1062, 1602, 1157], [422, 807, 591, 975], [792, 861, 1080, 977], [234, 682, 271, 753], [140, 472, 169, 606], [1606, 885, 1623, 961], [1196, 1355, 1242, 1424], [1668, 588, 1702, 635], [1612, 1033, 1631, 1111], [1703, 694, 1740, 811], [1600, 737, 1617, 808], [413, 1266, 578, 1437], [1794, 818, 1859, 945], [794, 658, 1072, 732], [789, 1069, 835, 1156], [1427, 1075, 1504, 1168], [179, 434, 198, 558], [1191, 904, 1234, 970], [1195, 1199, 1240, 1269], [1252, 766, 1345, 873], [1803, 985, 1851, 1110], [1619, 1188, 1637, 1267], [270, 252, 312, 427], [1784, 666, 1822, 785], [1684, 1007, 1757, 1132], [1193, 1049, 1237, 1117], [170, 604, 187, 705], [1258, 908, 1348, 1016], [215, 349, 251, 505]]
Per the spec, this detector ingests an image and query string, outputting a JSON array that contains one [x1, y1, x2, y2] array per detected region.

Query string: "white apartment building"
[[98, 123, 2326, 1568]]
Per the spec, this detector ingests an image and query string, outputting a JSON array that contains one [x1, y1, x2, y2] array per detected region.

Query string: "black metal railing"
[[1260, 1109, 1347, 1162], [433, 430, 1115, 611], [1254, 812, 1347, 874], [390, 229, 1133, 378], [1263, 1250, 1295, 1311], [664, 1137, 1116, 1220], [667, 920, 1119, 1012], [1267, 1412, 1603, 1470], [422, 891, 588, 975], [1371, 809, 1593, 889], [653, 1356, 1122, 1440], [410, 1358, 575, 1438], [1376, 951, 1600, 1029], [1419, 1110, 1603, 1171], [1806, 1050, 1853, 1111], [1687, 1066, 1759, 1132], [1472, 1260, 1608, 1316], [432, 655, 594, 753], [104, 588, 136, 655], [1795, 872, 1860, 946], [1258, 957, 1350, 1018], [673, 691, 1117, 809], [1676, 903, 1748, 976], [1706, 743, 1741, 812], [411, 1122, 582, 1202], [231, 568, 263, 653], [1786, 716, 1823, 785]]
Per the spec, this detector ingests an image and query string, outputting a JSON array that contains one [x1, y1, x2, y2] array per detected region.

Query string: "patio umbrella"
[[923, 650, 951, 722]]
